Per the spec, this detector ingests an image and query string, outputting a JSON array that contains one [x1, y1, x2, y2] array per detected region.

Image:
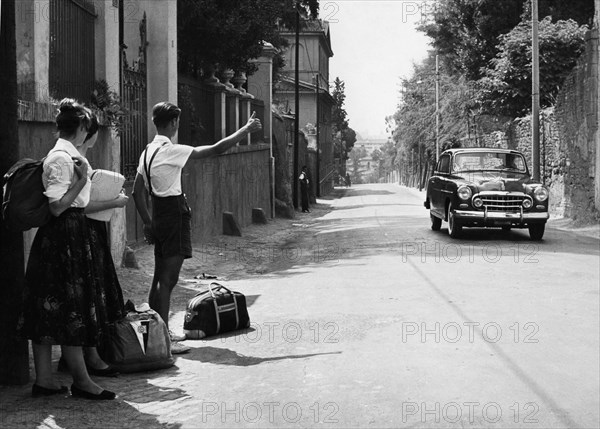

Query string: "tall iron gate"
[[121, 12, 148, 243], [121, 69, 148, 181], [49, 0, 96, 102]]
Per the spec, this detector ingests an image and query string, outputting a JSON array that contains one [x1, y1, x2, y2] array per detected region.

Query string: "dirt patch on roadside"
[[115, 195, 342, 311]]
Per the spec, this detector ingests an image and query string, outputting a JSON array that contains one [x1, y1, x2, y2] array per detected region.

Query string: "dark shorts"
[[151, 194, 192, 259]]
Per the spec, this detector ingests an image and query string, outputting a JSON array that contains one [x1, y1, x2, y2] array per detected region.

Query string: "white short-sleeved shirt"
[[136, 135, 194, 197], [43, 138, 91, 207]]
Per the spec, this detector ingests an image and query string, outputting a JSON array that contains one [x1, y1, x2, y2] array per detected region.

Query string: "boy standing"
[[133, 102, 261, 353]]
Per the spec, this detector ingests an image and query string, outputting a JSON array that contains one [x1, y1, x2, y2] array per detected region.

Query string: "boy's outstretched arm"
[[189, 112, 262, 160]]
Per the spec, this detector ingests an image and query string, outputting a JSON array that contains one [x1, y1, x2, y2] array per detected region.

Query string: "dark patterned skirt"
[[18, 209, 123, 346], [87, 218, 125, 329]]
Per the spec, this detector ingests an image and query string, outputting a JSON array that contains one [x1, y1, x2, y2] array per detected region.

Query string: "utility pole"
[[435, 54, 440, 161], [531, 0, 541, 181], [293, 1, 300, 209], [315, 74, 320, 197], [0, 0, 29, 385]]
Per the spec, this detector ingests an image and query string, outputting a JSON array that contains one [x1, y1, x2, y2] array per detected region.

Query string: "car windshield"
[[452, 152, 528, 173]]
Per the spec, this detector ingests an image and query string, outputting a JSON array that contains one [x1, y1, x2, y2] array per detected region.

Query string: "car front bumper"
[[454, 209, 548, 225]]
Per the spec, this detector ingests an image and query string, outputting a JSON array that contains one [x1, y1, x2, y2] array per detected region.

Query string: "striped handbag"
[[183, 282, 250, 339]]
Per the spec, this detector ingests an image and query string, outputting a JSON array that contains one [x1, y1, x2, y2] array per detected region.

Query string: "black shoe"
[[87, 365, 120, 377], [32, 384, 69, 397], [70, 384, 116, 400]]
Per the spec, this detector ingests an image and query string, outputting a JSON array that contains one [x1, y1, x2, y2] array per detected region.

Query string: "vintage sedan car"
[[424, 148, 549, 240]]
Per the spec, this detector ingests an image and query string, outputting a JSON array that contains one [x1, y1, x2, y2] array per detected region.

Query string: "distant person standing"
[[346, 173, 351, 187], [299, 166, 310, 213]]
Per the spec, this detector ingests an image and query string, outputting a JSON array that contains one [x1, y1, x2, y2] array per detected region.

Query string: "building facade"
[[275, 19, 336, 197]]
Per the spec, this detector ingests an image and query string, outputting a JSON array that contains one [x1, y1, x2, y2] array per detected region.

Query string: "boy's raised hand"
[[246, 111, 262, 133]]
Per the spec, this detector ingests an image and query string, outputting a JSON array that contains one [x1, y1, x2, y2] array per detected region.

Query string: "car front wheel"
[[431, 213, 442, 231], [529, 223, 545, 241], [447, 202, 462, 238]]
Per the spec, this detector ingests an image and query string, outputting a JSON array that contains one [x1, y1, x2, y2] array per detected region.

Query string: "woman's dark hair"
[[152, 102, 181, 128], [84, 110, 99, 142], [56, 98, 92, 136]]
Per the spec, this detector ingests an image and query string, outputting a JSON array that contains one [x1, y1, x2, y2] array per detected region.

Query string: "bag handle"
[[207, 281, 233, 298], [206, 282, 240, 334]]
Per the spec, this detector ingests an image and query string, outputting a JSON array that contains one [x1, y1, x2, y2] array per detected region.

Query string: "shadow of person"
[[0, 369, 187, 429], [182, 346, 342, 367]]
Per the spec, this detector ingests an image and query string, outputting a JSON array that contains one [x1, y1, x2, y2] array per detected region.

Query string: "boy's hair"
[[85, 110, 99, 142], [152, 102, 181, 128]]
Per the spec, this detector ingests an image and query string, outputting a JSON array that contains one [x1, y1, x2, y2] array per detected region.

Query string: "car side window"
[[437, 155, 450, 174]]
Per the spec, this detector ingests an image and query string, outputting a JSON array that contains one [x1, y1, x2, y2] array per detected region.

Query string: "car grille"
[[479, 194, 528, 212]]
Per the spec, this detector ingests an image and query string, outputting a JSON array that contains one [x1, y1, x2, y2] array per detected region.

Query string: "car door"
[[430, 154, 450, 215]]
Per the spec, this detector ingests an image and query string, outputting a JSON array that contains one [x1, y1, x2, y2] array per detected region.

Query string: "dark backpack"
[[2, 158, 52, 231]]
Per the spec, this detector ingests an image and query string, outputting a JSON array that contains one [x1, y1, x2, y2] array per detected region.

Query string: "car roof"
[[441, 148, 523, 155]]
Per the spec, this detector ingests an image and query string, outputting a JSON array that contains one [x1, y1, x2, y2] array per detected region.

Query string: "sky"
[[327, 0, 433, 140]]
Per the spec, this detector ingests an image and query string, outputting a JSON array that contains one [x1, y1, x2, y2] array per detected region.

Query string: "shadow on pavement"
[[0, 375, 185, 429], [182, 346, 341, 367]]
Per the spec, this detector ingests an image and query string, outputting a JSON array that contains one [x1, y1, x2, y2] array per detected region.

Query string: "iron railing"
[[49, 0, 96, 103], [120, 69, 148, 181]]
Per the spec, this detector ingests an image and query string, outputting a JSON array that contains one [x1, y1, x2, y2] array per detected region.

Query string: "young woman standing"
[[18, 99, 116, 400]]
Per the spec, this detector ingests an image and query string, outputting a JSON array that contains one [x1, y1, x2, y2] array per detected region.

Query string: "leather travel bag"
[[183, 282, 250, 339]]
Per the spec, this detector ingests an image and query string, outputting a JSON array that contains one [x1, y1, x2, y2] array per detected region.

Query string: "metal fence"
[[178, 75, 214, 145], [49, 0, 96, 103], [121, 69, 148, 181]]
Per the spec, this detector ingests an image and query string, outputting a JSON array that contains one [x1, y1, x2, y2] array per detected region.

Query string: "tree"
[[419, 0, 594, 81], [419, 0, 524, 80], [371, 148, 382, 162], [331, 77, 356, 164], [178, 0, 319, 78], [332, 77, 348, 131], [477, 17, 588, 117], [348, 146, 368, 184]]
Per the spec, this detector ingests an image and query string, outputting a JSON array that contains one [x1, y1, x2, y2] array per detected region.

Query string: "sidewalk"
[[0, 198, 337, 429]]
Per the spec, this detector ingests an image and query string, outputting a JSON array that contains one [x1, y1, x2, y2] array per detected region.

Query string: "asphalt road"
[[1, 183, 598, 428], [187, 183, 599, 428]]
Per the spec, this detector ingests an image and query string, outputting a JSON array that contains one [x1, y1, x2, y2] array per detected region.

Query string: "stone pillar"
[[224, 70, 241, 138], [248, 43, 278, 218], [209, 85, 227, 140], [15, 0, 49, 101], [226, 92, 240, 138], [247, 42, 278, 146], [139, 0, 178, 141], [94, 1, 125, 264], [233, 71, 253, 145]]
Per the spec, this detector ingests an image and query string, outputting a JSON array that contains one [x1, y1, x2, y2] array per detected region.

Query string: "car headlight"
[[457, 185, 472, 200], [473, 197, 483, 208], [534, 186, 549, 202], [523, 199, 533, 209]]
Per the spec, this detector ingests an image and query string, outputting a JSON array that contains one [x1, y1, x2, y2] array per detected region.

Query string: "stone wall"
[[181, 144, 272, 242], [507, 109, 567, 217], [491, 29, 599, 222]]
